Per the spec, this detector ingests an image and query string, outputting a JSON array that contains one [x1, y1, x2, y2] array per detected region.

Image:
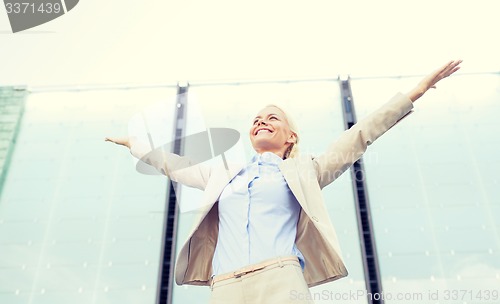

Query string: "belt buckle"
[[233, 270, 246, 278], [233, 267, 252, 278]]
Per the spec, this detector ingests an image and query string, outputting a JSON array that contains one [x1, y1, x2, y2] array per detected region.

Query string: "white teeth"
[[256, 129, 271, 135]]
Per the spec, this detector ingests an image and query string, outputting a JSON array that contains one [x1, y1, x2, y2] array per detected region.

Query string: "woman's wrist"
[[406, 86, 426, 103]]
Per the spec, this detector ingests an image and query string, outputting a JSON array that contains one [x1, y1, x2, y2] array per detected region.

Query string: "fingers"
[[104, 137, 121, 145], [105, 136, 130, 148], [445, 59, 462, 69], [443, 59, 462, 77], [432, 60, 462, 82], [448, 60, 462, 73]]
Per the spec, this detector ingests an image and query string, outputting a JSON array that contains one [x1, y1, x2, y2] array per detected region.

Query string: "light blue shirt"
[[211, 152, 305, 276]]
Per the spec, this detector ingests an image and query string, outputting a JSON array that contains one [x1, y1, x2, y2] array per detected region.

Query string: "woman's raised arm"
[[314, 60, 462, 188], [105, 135, 212, 191]]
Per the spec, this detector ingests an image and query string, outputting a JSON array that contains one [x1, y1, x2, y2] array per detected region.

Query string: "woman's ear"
[[286, 132, 297, 144]]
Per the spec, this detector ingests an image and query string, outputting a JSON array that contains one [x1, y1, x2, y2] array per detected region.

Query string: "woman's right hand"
[[104, 136, 130, 149]]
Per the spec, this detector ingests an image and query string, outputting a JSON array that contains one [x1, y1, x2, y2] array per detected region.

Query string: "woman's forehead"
[[255, 106, 285, 118]]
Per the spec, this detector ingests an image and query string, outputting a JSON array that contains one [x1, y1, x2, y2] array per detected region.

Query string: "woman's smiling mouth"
[[255, 128, 273, 135]]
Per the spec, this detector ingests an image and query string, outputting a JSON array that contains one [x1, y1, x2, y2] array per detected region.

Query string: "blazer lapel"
[[204, 162, 244, 207], [279, 159, 308, 212], [187, 161, 245, 234]]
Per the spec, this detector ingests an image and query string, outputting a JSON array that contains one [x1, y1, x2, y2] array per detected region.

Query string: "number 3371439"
[[5, 2, 62, 14]]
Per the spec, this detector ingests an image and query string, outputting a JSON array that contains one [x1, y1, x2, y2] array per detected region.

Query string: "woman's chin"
[[252, 142, 281, 153]]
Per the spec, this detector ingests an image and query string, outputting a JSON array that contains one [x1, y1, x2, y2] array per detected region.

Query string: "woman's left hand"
[[408, 59, 463, 102]]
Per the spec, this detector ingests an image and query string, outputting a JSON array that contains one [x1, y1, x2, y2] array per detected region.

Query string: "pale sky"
[[1, 0, 499, 87]]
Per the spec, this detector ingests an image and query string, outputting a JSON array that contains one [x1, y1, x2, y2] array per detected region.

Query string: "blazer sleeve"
[[313, 92, 414, 189], [129, 139, 211, 191]]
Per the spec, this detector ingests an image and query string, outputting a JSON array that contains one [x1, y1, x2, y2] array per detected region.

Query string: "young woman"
[[106, 60, 462, 304]]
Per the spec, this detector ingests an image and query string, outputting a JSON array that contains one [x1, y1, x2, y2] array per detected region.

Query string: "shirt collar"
[[251, 151, 283, 165]]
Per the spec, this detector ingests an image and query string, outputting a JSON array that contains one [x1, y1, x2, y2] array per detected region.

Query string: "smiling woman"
[[250, 104, 299, 159], [106, 60, 462, 304]]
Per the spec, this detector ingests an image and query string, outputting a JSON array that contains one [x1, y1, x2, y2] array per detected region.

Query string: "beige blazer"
[[131, 92, 414, 288]]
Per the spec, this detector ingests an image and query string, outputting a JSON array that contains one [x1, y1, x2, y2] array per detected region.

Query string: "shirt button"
[[312, 216, 319, 222]]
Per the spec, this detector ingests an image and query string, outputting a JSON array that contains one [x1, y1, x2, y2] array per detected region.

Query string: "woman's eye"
[[269, 116, 278, 120]]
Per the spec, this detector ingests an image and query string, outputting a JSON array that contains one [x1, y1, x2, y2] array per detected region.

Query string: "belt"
[[211, 256, 299, 286]]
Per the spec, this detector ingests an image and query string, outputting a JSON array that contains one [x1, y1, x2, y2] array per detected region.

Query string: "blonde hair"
[[265, 104, 299, 159]]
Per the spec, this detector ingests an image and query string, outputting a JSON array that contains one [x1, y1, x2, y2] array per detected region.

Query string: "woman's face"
[[249, 106, 296, 156]]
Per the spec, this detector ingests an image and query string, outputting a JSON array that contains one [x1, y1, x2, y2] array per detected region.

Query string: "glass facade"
[[0, 74, 498, 304], [0, 86, 27, 193], [351, 74, 500, 303], [0, 88, 176, 303]]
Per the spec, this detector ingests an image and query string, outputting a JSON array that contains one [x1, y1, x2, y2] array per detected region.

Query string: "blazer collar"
[[279, 158, 308, 211], [191, 157, 308, 220], [197, 161, 245, 213]]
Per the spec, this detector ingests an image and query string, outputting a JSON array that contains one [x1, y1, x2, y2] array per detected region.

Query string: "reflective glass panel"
[[0, 88, 176, 304], [351, 74, 500, 303]]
